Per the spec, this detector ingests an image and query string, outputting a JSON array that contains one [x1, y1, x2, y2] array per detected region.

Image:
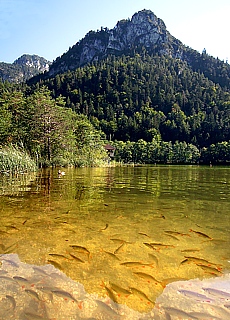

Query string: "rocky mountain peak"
[[13, 54, 50, 73], [0, 54, 51, 83], [108, 9, 168, 51], [130, 9, 166, 31], [49, 9, 179, 76]]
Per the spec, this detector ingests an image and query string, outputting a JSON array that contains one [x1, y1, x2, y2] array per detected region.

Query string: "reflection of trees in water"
[[0, 172, 37, 196], [30, 168, 105, 205], [0, 168, 106, 214], [105, 168, 116, 190], [28, 168, 52, 196]]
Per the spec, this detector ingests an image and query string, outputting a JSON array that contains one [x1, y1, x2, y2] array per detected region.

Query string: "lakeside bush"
[[113, 139, 230, 165], [0, 146, 37, 174], [113, 139, 200, 164]]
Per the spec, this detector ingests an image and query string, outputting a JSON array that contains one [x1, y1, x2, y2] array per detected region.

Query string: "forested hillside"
[[31, 52, 230, 148]]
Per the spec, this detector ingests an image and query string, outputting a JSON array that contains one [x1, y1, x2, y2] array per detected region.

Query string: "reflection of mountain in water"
[[0, 254, 229, 319]]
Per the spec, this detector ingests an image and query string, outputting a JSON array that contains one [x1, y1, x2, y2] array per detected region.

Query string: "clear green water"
[[0, 165, 229, 312]]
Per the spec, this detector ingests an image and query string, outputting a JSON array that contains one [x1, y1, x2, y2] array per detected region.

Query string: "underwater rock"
[[0, 254, 146, 319], [154, 273, 230, 319], [0, 254, 229, 319]]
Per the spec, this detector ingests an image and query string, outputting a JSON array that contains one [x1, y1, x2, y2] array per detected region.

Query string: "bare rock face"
[[107, 10, 168, 51], [13, 54, 50, 73]]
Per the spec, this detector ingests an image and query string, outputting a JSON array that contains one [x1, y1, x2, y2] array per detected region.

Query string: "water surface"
[[0, 165, 229, 312]]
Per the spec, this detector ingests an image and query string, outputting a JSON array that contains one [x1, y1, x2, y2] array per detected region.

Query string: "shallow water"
[[0, 165, 229, 314], [0, 253, 229, 319]]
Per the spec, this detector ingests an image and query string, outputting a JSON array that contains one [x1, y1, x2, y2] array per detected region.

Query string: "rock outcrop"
[[0, 54, 50, 83]]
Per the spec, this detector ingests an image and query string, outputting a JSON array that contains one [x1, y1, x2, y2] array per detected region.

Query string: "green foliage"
[[73, 114, 108, 167], [0, 85, 108, 167], [114, 138, 230, 165], [0, 104, 11, 144], [113, 139, 200, 164], [200, 141, 230, 164], [33, 52, 230, 148], [26, 87, 77, 166], [0, 91, 27, 145], [1, 45, 230, 165]]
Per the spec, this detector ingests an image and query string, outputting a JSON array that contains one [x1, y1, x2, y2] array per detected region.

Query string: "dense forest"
[[29, 52, 230, 147], [1, 36, 230, 168]]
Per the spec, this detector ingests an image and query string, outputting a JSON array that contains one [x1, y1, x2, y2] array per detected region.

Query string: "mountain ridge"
[[48, 9, 184, 76], [0, 9, 230, 154], [32, 8, 230, 90], [1, 9, 230, 88]]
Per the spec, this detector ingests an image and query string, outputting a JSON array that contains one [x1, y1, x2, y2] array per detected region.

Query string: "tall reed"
[[0, 145, 37, 174]]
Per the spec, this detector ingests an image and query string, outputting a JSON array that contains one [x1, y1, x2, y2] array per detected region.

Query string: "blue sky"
[[0, 0, 229, 63]]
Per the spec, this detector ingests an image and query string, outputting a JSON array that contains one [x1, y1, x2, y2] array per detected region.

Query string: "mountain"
[[2, 9, 230, 150], [44, 9, 230, 89], [48, 9, 183, 76], [2, 9, 230, 87], [0, 54, 50, 83], [24, 9, 230, 148]]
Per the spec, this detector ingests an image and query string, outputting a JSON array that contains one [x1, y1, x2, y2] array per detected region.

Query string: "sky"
[[0, 0, 229, 63]]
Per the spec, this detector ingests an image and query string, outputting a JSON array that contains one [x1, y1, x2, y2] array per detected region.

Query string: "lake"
[[0, 165, 229, 316]]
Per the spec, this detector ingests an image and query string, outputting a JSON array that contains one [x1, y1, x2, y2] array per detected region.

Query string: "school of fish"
[[0, 253, 229, 319]]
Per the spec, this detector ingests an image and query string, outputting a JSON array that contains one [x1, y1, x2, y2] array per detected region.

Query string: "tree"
[[133, 139, 147, 163], [0, 97, 12, 144], [74, 114, 107, 166], [27, 87, 76, 165], [0, 91, 27, 145]]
